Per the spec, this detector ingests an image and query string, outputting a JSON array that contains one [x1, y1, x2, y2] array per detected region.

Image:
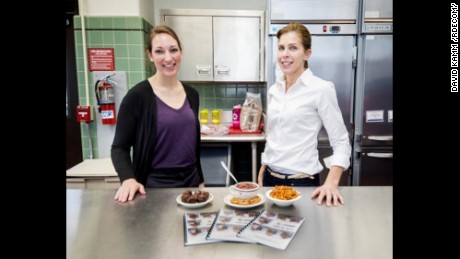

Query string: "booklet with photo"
[[183, 211, 221, 246], [237, 209, 305, 250], [206, 208, 260, 243]]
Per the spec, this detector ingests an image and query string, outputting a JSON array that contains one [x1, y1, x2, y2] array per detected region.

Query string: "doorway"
[[66, 1, 83, 169]]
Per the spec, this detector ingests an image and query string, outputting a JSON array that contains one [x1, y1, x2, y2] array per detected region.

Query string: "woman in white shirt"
[[258, 23, 351, 207]]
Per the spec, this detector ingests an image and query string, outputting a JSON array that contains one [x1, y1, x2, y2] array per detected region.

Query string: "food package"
[[240, 92, 262, 132], [200, 124, 229, 136]]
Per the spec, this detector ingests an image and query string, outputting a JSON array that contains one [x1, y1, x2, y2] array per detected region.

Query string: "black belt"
[[266, 166, 314, 180]]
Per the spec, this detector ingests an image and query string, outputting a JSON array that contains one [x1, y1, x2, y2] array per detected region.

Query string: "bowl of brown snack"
[[177, 190, 213, 209]]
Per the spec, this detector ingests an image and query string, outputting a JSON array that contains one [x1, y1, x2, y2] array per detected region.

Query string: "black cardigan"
[[111, 80, 204, 185]]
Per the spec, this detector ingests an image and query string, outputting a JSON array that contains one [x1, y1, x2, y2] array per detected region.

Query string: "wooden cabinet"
[[162, 9, 265, 82]]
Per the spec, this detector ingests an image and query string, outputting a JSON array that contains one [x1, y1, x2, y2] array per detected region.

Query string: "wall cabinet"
[[162, 9, 265, 82]]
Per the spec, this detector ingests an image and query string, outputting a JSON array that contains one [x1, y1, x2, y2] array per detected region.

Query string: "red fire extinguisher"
[[95, 74, 117, 125]]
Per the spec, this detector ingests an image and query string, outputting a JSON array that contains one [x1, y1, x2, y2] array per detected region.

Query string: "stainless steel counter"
[[67, 187, 392, 259], [201, 132, 265, 182]]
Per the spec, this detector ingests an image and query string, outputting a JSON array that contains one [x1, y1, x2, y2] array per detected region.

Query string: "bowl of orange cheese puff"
[[265, 186, 301, 207]]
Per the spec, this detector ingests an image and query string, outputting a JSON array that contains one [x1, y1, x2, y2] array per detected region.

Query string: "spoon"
[[220, 161, 238, 183]]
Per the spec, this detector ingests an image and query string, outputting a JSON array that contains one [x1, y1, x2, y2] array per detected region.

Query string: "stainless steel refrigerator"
[[268, 0, 359, 185], [353, 0, 393, 185]]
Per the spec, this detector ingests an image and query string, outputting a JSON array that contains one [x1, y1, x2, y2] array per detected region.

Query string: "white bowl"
[[176, 193, 213, 209], [229, 182, 259, 200], [265, 190, 302, 207]]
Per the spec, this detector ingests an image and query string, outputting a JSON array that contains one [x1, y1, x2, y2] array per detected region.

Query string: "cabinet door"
[[363, 0, 393, 19], [200, 144, 231, 187], [308, 36, 355, 146], [213, 17, 261, 81], [361, 35, 393, 146], [164, 16, 213, 81], [357, 148, 393, 186]]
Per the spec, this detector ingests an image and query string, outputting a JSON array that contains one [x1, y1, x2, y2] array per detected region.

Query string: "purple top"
[[151, 96, 197, 169]]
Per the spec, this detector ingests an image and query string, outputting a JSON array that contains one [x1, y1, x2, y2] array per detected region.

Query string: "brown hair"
[[147, 25, 183, 53], [276, 22, 311, 68]]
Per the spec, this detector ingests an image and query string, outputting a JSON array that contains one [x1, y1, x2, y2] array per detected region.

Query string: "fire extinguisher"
[[95, 74, 117, 125]]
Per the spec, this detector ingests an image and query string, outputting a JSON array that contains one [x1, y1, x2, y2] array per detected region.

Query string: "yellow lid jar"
[[211, 109, 220, 125], [200, 109, 209, 125]]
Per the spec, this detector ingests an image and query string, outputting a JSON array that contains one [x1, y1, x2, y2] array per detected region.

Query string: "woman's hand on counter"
[[311, 166, 345, 207], [311, 183, 344, 207], [114, 178, 146, 203]]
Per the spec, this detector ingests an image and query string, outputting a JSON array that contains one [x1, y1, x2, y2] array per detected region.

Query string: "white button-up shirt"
[[261, 69, 351, 175]]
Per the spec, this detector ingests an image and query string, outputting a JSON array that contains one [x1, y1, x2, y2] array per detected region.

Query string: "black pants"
[[146, 166, 200, 188], [262, 166, 320, 187]]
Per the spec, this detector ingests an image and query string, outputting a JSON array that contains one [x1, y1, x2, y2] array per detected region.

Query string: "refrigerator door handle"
[[349, 45, 357, 125], [368, 135, 393, 141], [366, 152, 393, 158]]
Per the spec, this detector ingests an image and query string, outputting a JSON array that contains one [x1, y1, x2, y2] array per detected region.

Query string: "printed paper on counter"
[[237, 210, 305, 250], [206, 209, 259, 243], [183, 211, 220, 246]]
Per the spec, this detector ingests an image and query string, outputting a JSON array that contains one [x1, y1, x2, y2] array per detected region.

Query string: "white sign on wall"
[[366, 110, 384, 123]]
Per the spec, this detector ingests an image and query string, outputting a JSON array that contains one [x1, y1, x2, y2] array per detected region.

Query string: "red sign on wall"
[[88, 48, 115, 71]]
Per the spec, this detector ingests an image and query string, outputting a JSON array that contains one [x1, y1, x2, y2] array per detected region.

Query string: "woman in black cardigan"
[[112, 26, 204, 203]]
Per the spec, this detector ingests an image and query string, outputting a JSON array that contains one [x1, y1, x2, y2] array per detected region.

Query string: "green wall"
[[73, 16, 153, 158]]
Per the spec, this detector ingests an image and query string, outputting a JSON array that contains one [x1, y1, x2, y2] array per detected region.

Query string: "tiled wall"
[[73, 16, 266, 159], [190, 82, 267, 111], [73, 16, 153, 158]]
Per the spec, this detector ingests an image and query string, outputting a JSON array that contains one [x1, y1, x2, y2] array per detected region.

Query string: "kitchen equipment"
[[353, 0, 393, 186]]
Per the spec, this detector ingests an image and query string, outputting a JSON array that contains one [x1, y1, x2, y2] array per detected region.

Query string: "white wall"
[[140, 0, 155, 25], [79, 0, 267, 26], [80, 0, 140, 16], [79, 0, 155, 25], [153, 0, 267, 25]]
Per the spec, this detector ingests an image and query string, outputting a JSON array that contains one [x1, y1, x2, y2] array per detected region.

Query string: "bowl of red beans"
[[229, 181, 260, 200]]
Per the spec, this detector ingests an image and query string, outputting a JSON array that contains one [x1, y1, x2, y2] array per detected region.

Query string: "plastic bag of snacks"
[[240, 92, 262, 132], [200, 124, 229, 136]]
